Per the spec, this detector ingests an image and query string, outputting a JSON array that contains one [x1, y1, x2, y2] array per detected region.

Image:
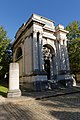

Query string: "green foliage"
[[66, 21, 80, 74], [0, 85, 8, 93], [66, 21, 80, 40], [0, 26, 11, 79]]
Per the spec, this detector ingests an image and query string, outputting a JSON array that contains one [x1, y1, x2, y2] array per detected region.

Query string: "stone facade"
[[12, 14, 74, 91]]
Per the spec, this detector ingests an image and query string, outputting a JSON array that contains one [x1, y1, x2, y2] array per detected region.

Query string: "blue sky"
[[0, 0, 80, 40]]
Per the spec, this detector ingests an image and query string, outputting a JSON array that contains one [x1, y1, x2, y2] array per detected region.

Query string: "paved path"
[[22, 86, 80, 99], [0, 87, 80, 120]]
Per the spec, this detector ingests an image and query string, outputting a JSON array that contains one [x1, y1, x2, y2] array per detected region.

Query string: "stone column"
[[50, 57, 54, 79], [60, 39, 66, 71], [30, 34, 34, 72], [24, 37, 28, 75], [29, 35, 33, 73], [53, 41, 58, 77], [55, 41, 59, 75], [7, 63, 21, 98], [39, 32, 43, 71], [64, 40, 70, 71], [33, 31, 39, 71], [56, 41, 61, 72]]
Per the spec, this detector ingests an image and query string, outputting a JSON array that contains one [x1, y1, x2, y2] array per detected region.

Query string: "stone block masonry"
[[7, 63, 21, 98]]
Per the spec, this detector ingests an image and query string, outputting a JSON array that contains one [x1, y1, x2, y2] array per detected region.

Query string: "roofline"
[[32, 13, 55, 23], [56, 29, 69, 33], [13, 13, 55, 46]]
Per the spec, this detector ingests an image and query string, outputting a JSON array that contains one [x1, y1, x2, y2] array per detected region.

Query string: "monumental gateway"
[[12, 14, 75, 91]]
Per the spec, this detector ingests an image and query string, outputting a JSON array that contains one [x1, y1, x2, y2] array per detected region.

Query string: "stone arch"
[[15, 46, 23, 80], [43, 44, 55, 56], [43, 44, 55, 80], [42, 38, 56, 53]]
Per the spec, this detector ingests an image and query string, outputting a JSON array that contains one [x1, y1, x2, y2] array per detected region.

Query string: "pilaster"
[[64, 40, 70, 71], [39, 32, 44, 71], [54, 41, 60, 78], [33, 31, 39, 70], [60, 39, 66, 71]]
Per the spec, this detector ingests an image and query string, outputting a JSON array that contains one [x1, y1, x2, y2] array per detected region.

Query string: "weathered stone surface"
[[7, 63, 21, 98], [7, 89, 21, 98], [12, 14, 76, 90]]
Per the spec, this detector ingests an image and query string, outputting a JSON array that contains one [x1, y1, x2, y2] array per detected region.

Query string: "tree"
[[66, 21, 80, 74], [0, 26, 11, 79], [66, 21, 80, 40]]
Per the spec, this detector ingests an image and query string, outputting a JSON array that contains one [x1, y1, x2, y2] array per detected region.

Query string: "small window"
[[16, 47, 22, 60]]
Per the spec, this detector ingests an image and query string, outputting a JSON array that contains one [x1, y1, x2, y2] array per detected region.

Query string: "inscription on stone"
[[7, 63, 21, 98], [9, 63, 19, 90]]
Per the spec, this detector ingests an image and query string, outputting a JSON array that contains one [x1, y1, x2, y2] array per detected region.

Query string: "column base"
[[54, 74, 76, 87], [21, 74, 48, 91], [7, 89, 21, 98]]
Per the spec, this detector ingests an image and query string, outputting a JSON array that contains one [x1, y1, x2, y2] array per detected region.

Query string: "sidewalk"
[[21, 85, 80, 100], [0, 85, 80, 102], [0, 85, 80, 120]]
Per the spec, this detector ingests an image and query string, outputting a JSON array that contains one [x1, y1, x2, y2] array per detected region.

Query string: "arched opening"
[[15, 47, 23, 80], [43, 44, 55, 80], [16, 47, 22, 60]]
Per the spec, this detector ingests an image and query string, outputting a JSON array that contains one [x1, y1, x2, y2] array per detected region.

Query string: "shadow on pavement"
[[38, 93, 80, 119], [21, 86, 80, 100], [0, 91, 7, 97], [0, 102, 35, 120], [50, 111, 80, 120]]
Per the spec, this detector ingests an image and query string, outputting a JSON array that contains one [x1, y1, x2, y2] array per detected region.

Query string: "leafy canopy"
[[66, 21, 80, 74], [0, 26, 11, 79], [66, 21, 80, 40]]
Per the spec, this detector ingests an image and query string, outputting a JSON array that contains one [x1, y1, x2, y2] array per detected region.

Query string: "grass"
[[0, 85, 8, 93], [0, 81, 8, 97]]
